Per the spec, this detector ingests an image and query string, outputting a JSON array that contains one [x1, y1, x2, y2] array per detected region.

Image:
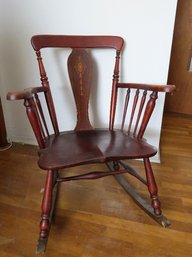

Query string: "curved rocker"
[[107, 161, 171, 227]]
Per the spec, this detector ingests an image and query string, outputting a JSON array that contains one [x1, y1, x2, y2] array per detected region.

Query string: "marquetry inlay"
[[74, 56, 86, 96]]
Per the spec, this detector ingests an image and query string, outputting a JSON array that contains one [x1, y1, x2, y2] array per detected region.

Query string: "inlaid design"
[[68, 48, 93, 130], [74, 56, 86, 96]]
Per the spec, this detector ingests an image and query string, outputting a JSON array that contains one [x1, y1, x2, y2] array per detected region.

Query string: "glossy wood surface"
[[7, 87, 47, 101], [39, 130, 156, 170], [0, 113, 192, 257], [117, 83, 175, 92], [68, 49, 93, 131], [6, 35, 176, 251], [31, 35, 124, 51]]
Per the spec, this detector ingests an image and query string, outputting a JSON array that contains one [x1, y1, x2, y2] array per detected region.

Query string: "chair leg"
[[51, 170, 60, 222], [143, 158, 162, 216], [37, 169, 54, 253]]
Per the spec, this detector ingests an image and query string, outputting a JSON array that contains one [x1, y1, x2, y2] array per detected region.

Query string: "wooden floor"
[[0, 113, 192, 257]]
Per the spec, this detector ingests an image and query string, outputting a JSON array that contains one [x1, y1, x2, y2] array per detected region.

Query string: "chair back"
[[31, 35, 124, 132]]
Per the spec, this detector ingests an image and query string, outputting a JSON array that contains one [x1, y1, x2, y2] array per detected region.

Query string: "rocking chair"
[[7, 35, 175, 252]]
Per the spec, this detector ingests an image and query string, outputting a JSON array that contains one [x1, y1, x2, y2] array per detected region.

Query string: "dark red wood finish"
[[31, 35, 124, 51], [38, 130, 157, 170], [144, 158, 161, 216], [7, 86, 47, 101], [40, 170, 54, 238], [7, 35, 175, 252], [68, 49, 93, 130], [36, 51, 59, 135], [24, 98, 45, 149]]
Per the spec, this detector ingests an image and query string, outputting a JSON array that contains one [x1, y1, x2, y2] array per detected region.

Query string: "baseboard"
[[9, 135, 37, 146]]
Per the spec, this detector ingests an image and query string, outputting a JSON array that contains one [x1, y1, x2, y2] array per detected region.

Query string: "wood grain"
[[7, 35, 175, 252], [166, 0, 192, 114], [0, 112, 191, 256]]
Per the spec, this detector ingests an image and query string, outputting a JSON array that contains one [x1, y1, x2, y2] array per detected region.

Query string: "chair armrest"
[[117, 83, 175, 93], [7, 87, 47, 101], [110, 82, 176, 138]]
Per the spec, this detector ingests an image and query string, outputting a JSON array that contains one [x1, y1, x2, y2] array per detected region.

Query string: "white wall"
[[0, 0, 177, 161]]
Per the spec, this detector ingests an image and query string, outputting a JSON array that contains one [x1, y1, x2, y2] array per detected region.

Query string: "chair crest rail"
[[31, 35, 124, 51]]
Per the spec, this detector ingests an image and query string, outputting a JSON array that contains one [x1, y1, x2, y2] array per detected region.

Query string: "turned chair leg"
[[143, 158, 162, 216], [51, 170, 60, 222], [37, 169, 60, 253], [37, 169, 54, 253], [40, 169, 53, 238]]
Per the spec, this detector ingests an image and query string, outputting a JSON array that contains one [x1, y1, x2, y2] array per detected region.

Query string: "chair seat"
[[38, 129, 157, 170]]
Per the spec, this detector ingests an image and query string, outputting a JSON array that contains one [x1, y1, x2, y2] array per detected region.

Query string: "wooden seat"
[[7, 35, 175, 253], [39, 130, 157, 170]]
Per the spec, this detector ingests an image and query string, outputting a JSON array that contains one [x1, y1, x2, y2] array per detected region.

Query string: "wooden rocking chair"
[[7, 35, 175, 253]]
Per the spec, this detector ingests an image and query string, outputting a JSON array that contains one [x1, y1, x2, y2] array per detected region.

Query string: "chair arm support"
[[117, 83, 175, 93], [7, 87, 47, 101]]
